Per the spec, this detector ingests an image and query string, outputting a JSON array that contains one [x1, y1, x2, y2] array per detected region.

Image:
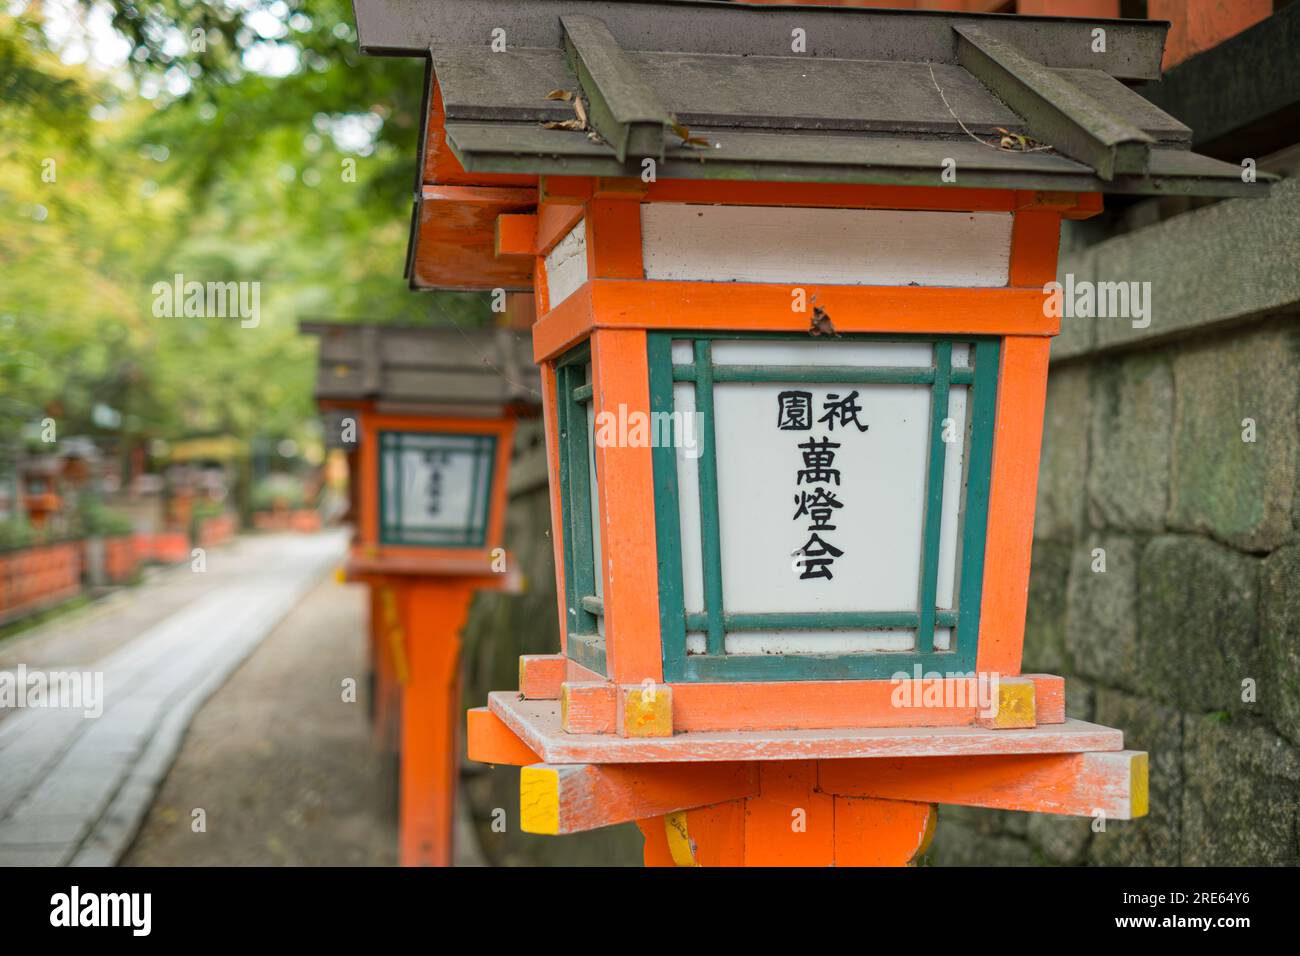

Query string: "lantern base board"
[[514, 749, 1148, 842], [485, 692, 1122, 765], [540, 671, 1066, 734], [346, 551, 522, 593]]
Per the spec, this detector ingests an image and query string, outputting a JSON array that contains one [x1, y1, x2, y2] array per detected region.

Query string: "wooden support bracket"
[[467, 707, 542, 766], [495, 212, 537, 258], [519, 761, 759, 835], [818, 749, 1148, 820]]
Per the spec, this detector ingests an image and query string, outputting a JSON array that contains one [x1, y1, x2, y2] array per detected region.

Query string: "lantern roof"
[[300, 320, 540, 414], [354, 0, 1265, 199]]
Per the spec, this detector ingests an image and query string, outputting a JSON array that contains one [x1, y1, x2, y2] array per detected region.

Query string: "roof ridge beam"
[[560, 14, 671, 163], [955, 25, 1153, 181]]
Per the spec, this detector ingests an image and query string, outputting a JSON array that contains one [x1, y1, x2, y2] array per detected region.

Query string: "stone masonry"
[[931, 177, 1300, 867]]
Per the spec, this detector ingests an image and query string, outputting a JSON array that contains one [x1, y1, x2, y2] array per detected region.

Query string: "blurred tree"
[[0, 1, 488, 481]]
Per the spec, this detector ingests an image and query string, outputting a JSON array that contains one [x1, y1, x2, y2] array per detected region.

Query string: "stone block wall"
[[930, 179, 1300, 867]]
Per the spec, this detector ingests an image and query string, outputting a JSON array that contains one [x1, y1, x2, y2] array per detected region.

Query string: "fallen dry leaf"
[[995, 126, 1045, 152], [669, 121, 713, 149], [809, 306, 837, 337]]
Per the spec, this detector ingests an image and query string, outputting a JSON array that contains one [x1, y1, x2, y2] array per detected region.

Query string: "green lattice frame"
[[377, 430, 498, 548], [649, 332, 1000, 682], [554, 344, 609, 676], [556, 332, 1000, 682]]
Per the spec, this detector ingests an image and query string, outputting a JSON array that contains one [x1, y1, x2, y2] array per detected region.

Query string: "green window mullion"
[[693, 339, 726, 657], [573, 383, 594, 403], [559, 365, 597, 636], [953, 339, 1000, 662], [686, 611, 921, 631], [915, 342, 952, 654], [554, 366, 578, 626], [648, 335, 688, 679], [569, 368, 599, 633]]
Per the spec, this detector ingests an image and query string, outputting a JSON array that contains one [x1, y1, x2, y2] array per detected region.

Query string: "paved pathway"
[[0, 532, 347, 865], [121, 571, 404, 866]]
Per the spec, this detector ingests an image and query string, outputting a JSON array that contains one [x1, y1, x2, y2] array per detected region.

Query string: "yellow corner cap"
[[620, 686, 673, 738], [992, 679, 1037, 729], [520, 766, 560, 835], [1130, 752, 1149, 819]]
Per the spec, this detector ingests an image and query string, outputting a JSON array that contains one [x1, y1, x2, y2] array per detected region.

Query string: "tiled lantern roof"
[[352, 0, 1268, 287], [300, 321, 539, 412]]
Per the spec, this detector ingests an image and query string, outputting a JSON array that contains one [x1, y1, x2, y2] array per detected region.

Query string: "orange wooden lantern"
[[303, 321, 537, 866], [353, 0, 1264, 866]]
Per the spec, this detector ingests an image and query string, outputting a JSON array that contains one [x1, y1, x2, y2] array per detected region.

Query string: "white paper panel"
[[643, 205, 1012, 287], [936, 384, 968, 610], [708, 370, 931, 614], [712, 339, 932, 368], [673, 381, 705, 614], [544, 218, 587, 307], [384, 448, 476, 530]]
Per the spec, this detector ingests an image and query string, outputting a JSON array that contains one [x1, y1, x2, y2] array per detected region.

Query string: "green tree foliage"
[[0, 1, 488, 470]]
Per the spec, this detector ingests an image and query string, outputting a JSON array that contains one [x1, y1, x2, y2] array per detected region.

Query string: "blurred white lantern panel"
[[379, 431, 496, 547]]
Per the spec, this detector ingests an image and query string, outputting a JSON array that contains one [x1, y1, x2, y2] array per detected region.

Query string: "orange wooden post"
[[352, 0, 1263, 866], [398, 579, 475, 867], [303, 322, 537, 866]]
